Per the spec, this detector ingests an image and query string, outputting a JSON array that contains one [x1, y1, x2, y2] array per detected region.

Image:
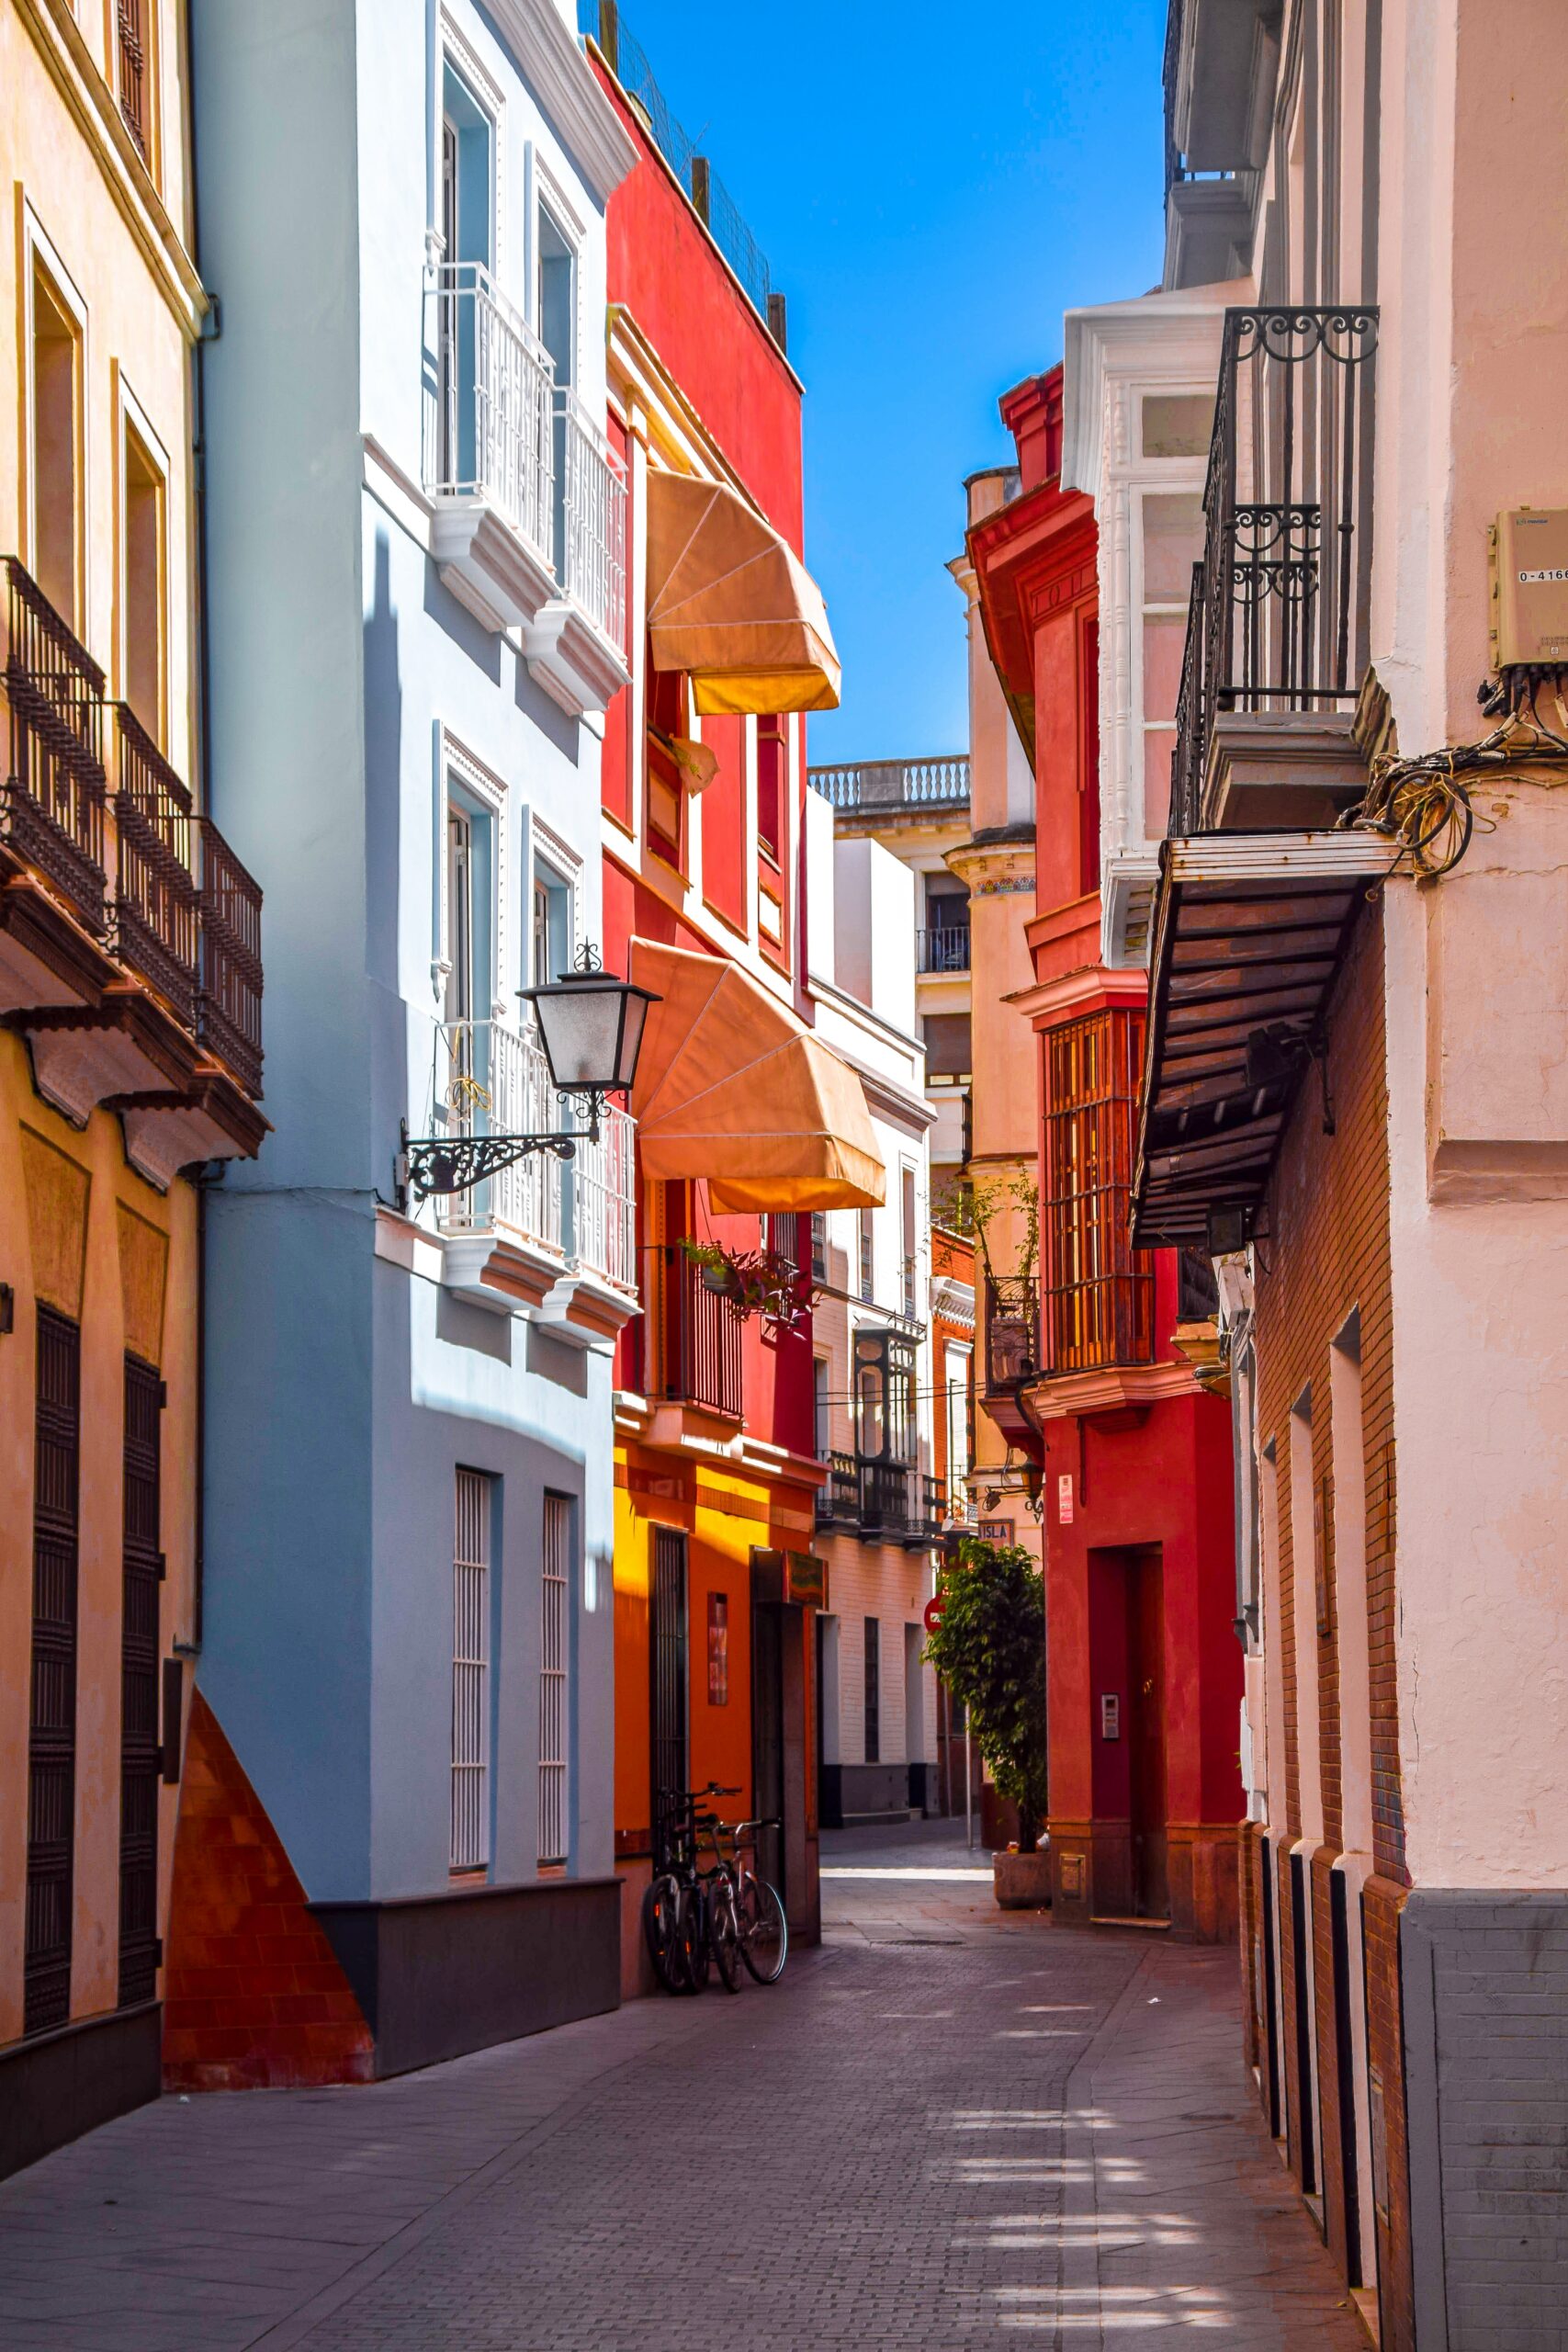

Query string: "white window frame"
[[434, 12, 505, 277], [539, 1492, 572, 1868], [451, 1467, 494, 1871], [434, 728, 509, 1013]]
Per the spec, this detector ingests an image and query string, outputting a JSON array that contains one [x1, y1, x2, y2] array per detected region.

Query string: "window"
[[122, 424, 165, 738], [813, 1357, 830, 1459], [858, 1210, 874, 1303], [1040, 1009, 1154, 1374], [863, 1618, 880, 1764], [900, 1166, 918, 1318], [756, 718, 786, 862], [765, 1211, 797, 1269], [810, 1212, 827, 1283], [539, 1494, 570, 1866], [922, 1013, 972, 1082], [707, 1591, 729, 1706], [451, 1468, 492, 1872], [117, 0, 151, 164], [30, 256, 83, 630], [646, 656, 688, 869], [854, 1329, 916, 1464], [446, 804, 475, 1023], [944, 1342, 971, 1518], [532, 863, 570, 989], [436, 64, 496, 492], [538, 203, 577, 573]]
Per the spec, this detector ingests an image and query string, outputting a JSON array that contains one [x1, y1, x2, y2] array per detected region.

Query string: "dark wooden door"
[[1330, 1867, 1364, 2285], [649, 1527, 688, 1866], [751, 1598, 784, 1902], [119, 1354, 163, 2007], [27, 1307, 80, 2036], [1126, 1547, 1168, 1919]]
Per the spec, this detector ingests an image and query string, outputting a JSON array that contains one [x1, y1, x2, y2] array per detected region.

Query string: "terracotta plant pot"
[[993, 1846, 1053, 1910]]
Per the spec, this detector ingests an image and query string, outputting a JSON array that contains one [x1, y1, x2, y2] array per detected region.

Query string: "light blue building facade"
[[189, 0, 639, 2072]]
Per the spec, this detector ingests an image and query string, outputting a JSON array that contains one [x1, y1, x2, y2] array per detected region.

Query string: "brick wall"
[[1251, 905, 1415, 2345], [164, 1694, 374, 2090]]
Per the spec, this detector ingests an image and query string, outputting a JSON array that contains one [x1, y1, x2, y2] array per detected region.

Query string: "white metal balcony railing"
[[432, 1018, 636, 1294], [427, 262, 554, 567], [556, 389, 627, 652]]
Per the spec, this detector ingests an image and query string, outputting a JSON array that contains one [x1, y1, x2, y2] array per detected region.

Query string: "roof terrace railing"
[[807, 755, 971, 813]]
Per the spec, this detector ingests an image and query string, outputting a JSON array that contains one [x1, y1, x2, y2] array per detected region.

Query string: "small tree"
[[923, 1535, 1049, 1851]]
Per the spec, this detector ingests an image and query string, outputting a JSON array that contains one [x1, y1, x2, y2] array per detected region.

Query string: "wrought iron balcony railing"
[[426, 262, 555, 569], [3, 558, 265, 1097], [807, 755, 970, 813], [555, 389, 627, 652], [985, 1274, 1039, 1394], [1168, 305, 1378, 835], [661, 1247, 743, 1418], [918, 924, 971, 974], [3, 556, 107, 933], [114, 706, 198, 1027]]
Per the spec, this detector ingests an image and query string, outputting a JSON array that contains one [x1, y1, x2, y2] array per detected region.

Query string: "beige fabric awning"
[[628, 940, 884, 1211], [645, 469, 841, 717]]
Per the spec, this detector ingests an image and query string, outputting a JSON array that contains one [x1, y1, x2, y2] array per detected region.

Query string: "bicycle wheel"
[[642, 1871, 689, 1996], [677, 1882, 709, 1992], [709, 1877, 743, 1994], [738, 1873, 788, 1984]]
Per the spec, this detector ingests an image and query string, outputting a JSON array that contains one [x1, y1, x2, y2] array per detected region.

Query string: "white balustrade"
[[433, 1018, 636, 1293], [556, 389, 627, 651], [427, 262, 555, 570]]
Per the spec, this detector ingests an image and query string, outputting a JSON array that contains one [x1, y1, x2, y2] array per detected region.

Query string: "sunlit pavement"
[[0, 1820, 1365, 2350]]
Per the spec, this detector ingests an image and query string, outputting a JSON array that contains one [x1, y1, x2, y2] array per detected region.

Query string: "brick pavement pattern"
[[0, 1823, 1367, 2348]]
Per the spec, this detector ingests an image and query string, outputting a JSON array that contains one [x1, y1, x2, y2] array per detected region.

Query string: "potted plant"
[[677, 1237, 812, 1328], [922, 1533, 1051, 1909]]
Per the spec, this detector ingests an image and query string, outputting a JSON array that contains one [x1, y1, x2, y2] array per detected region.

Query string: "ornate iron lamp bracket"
[[398, 1120, 581, 1204]]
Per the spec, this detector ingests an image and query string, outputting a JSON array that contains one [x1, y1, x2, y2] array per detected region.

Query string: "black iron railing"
[[816, 1451, 859, 1529], [857, 1457, 910, 1540], [918, 925, 971, 974], [114, 706, 198, 1026], [1169, 306, 1378, 835], [985, 1274, 1039, 1394], [662, 1249, 742, 1418], [808, 755, 970, 813], [197, 820, 264, 1096], [2, 557, 107, 934]]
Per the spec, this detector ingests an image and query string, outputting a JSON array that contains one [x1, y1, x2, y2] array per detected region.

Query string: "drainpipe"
[[186, 0, 216, 1658]]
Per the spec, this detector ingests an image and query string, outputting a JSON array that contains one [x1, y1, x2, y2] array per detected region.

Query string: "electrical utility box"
[[1491, 507, 1568, 669]]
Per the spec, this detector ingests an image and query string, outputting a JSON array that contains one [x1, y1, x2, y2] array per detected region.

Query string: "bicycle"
[[641, 1784, 787, 1993]]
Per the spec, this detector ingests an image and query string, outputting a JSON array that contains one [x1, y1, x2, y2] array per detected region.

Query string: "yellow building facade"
[[0, 0, 263, 2176]]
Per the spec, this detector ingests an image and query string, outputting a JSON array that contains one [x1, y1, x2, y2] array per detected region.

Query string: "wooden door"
[[649, 1528, 688, 1867], [1126, 1546, 1168, 1920]]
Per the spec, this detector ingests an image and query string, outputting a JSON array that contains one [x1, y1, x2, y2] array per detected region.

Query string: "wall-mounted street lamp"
[[400, 946, 658, 1203]]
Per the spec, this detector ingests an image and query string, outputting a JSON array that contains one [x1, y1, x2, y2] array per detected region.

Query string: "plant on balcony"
[[922, 1533, 1049, 1854], [935, 1169, 1039, 1295], [678, 1237, 811, 1327]]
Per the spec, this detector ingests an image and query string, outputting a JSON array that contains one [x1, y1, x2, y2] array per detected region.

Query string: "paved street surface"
[[0, 1821, 1365, 2348]]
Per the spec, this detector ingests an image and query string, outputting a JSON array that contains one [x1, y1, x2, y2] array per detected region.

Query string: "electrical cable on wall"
[[1341, 669, 1568, 878]]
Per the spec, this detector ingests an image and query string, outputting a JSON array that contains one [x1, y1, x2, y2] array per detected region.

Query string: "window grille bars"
[[538, 1496, 570, 1867], [451, 1468, 491, 1871], [1040, 1009, 1155, 1374]]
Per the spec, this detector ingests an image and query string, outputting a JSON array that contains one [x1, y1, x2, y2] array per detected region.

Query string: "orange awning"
[[645, 469, 841, 718], [628, 940, 884, 1212]]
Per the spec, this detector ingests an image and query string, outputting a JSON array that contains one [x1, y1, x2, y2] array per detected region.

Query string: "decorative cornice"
[[486, 0, 638, 202], [1021, 1358, 1200, 1424], [1059, 285, 1233, 493]]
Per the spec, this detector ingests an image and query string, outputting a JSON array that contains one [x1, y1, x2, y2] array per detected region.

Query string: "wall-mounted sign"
[[1057, 1473, 1075, 1524], [786, 1550, 827, 1608], [922, 1593, 944, 1636], [1100, 1692, 1121, 1741]]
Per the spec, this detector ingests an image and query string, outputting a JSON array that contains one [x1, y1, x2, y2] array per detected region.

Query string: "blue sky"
[[606, 0, 1170, 763]]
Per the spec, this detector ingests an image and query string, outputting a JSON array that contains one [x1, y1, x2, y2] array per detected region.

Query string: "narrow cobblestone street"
[[0, 1824, 1365, 2349]]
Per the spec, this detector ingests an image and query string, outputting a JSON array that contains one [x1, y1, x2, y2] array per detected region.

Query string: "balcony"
[[429, 1016, 637, 1336], [425, 262, 556, 634], [660, 1247, 742, 1419], [917, 924, 971, 975], [814, 1453, 945, 1549], [1, 559, 265, 1182], [807, 755, 969, 816], [1168, 307, 1378, 837], [520, 390, 632, 717]]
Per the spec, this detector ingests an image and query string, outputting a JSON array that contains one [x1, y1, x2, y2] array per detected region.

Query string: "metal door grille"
[[27, 1307, 80, 2036], [118, 1355, 162, 2006], [538, 1496, 570, 1866], [649, 1528, 688, 1868], [451, 1468, 491, 1871]]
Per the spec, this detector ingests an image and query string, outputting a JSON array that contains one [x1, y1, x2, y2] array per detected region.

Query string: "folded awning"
[[628, 940, 884, 1211], [645, 469, 841, 717], [1132, 831, 1401, 1249]]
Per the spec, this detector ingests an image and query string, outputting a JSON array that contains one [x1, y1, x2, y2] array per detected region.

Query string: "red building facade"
[[970, 368, 1240, 1939], [585, 25, 875, 1989]]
